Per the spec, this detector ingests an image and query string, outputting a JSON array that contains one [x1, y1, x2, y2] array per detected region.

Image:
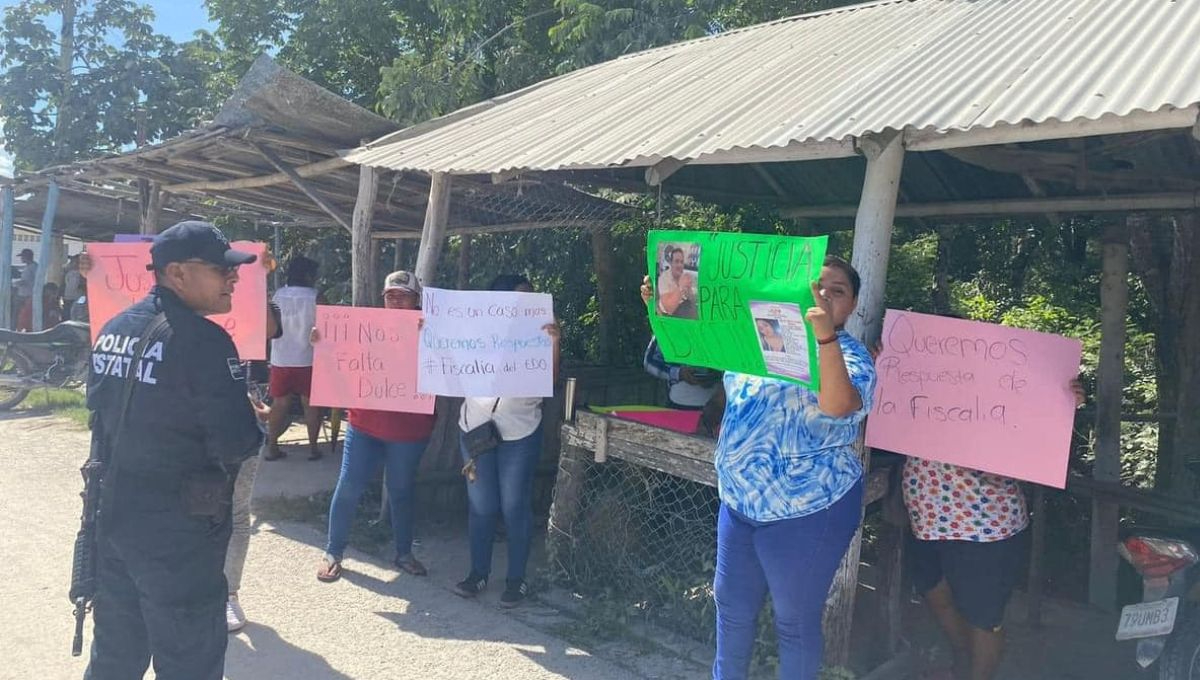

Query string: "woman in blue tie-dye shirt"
[[642, 255, 876, 680]]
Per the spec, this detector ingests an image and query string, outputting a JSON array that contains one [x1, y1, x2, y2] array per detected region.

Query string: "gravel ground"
[[0, 412, 653, 680]]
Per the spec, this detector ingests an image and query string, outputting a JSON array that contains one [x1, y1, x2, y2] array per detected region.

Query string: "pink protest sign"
[[309, 305, 435, 414], [864, 310, 1082, 488], [84, 242, 269, 360]]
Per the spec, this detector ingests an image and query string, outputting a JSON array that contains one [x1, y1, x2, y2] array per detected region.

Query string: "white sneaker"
[[226, 595, 246, 633]]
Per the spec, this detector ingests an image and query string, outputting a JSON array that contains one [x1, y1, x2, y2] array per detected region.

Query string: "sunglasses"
[[180, 259, 238, 277]]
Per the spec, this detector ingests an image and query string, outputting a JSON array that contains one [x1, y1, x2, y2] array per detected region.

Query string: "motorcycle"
[[0, 320, 92, 410], [1117, 532, 1200, 678]]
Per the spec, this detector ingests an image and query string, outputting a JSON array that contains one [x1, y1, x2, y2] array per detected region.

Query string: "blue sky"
[[0, 1, 215, 175], [141, 0, 215, 41], [0, 0, 215, 41]]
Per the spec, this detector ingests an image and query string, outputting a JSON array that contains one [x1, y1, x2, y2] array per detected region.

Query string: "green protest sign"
[[647, 230, 828, 390]]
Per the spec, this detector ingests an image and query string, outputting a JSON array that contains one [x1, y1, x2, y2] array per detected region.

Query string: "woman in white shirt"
[[452, 274, 560, 608]]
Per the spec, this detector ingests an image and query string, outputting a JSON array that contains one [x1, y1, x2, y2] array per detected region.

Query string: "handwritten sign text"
[[418, 287, 554, 398], [865, 311, 1082, 488], [309, 306, 434, 413]]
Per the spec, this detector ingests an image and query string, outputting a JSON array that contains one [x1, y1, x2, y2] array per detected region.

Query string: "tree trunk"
[[1130, 213, 1200, 498], [52, 0, 76, 162], [590, 226, 616, 364]]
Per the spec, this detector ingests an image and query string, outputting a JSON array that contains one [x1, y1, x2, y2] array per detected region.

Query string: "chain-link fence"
[[548, 448, 783, 670]]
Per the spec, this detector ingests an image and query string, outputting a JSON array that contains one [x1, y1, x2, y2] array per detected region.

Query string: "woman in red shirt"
[[315, 270, 435, 581]]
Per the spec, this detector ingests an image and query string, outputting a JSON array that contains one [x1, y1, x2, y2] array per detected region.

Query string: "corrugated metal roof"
[[347, 0, 1200, 175]]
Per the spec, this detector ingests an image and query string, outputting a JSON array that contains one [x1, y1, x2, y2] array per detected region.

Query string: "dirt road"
[[0, 412, 648, 680]]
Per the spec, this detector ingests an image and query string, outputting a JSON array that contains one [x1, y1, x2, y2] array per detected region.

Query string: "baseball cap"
[[383, 270, 421, 295], [147, 221, 257, 271]]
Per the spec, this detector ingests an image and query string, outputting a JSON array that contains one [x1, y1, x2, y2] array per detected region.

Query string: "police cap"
[[147, 221, 257, 271]]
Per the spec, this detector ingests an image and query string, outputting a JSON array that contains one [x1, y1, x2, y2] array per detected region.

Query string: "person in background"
[[642, 255, 876, 680], [224, 299, 283, 632], [643, 336, 721, 410], [63, 254, 84, 319], [11, 248, 36, 324], [265, 256, 324, 461], [905, 377, 1086, 680], [315, 270, 435, 582], [453, 274, 560, 608], [17, 281, 61, 331]]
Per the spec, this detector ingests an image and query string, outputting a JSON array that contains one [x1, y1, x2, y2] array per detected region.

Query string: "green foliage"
[[205, 0, 414, 106], [0, 0, 220, 169]]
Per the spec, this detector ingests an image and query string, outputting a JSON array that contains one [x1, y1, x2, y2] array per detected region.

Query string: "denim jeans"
[[460, 425, 543, 583], [712, 480, 863, 680], [325, 425, 427, 560]]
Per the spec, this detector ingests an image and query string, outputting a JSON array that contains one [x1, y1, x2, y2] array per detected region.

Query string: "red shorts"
[[269, 365, 313, 399]]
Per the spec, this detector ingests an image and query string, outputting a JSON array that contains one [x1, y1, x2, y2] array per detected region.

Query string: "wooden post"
[[824, 130, 905, 666], [414, 172, 452, 287], [0, 186, 14, 329], [1089, 220, 1130, 610], [1027, 486, 1047, 626], [351, 165, 379, 307], [590, 226, 616, 364], [139, 181, 162, 235], [32, 180, 60, 331], [546, 442, 590, 579]]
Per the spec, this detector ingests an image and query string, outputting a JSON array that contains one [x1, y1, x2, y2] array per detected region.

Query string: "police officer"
[[85, 221, 265, 680]]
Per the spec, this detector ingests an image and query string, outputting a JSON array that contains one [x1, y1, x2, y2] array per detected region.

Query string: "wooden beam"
[[372, 218, 608, 239], [824, 130, 905, 667], [645, 158, 687, 186], [751, 163, 789, 198], [161, 156, 351, 194], [351, 165, 379, 307], [1089, 220, 1130, 611], [251, 142, 353, 232], [781, 191, 1200, 219], [1020, 174, 1062, 226], [414, 172, 452, 287]]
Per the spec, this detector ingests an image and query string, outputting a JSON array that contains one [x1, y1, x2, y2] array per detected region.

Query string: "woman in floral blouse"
[[904, 377, 1085, 680], [642, 255, 877, 680]]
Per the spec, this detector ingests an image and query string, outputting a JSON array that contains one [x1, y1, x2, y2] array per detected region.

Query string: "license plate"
[[1116, 597, 1179, 641]]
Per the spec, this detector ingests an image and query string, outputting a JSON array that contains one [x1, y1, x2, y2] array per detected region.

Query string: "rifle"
[[69, 441, 104, 656], [68, 313, 167, 656]]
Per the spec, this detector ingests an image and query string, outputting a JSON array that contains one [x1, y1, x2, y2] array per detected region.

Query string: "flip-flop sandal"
[[316, 557, 343, 583], [264, 448, 287, 461]]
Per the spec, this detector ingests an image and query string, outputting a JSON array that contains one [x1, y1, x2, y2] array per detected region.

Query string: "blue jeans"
[[325, 425, 427, 560], [713, 481, 863, 680], [460, 425, 543, 583]]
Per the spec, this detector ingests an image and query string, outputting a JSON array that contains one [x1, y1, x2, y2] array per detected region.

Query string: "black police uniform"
[[84, 236, 261, 679]]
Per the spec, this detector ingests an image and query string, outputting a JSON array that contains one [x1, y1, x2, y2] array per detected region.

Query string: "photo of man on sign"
[[655, 242, 700, 319]]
